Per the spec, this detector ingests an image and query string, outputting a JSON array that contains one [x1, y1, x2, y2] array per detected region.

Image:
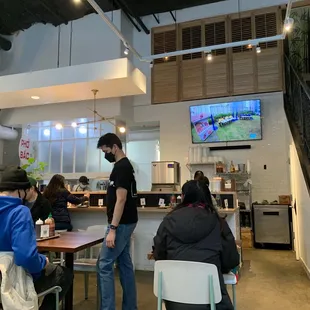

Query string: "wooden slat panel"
[[231, 17, 252, 53], [153, 30, 177, 64], [255, 12, 277, 49], [205, 54, 229, 97], [232, 53, 255, 94], [182, 25, 202, 60], [181, 58, 204, 100], [152, 62, 178, 104], [205, 21, 226, 55], [257, 48, 282, 91]]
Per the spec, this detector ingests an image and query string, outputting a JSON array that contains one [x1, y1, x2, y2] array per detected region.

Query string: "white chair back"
[[154, 260, 222, 308]]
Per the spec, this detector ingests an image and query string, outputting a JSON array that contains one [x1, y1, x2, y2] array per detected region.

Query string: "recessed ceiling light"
[[79, 126, 87, 134], [119, 127, 126, 133], [73, 0, 81, 3], [55, 123, 63, 130], [71, 122, 77, 128], [31, 96, 40, 100], [43, 129, 50, 136]]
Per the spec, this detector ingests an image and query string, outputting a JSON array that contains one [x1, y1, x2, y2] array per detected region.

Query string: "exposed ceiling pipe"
[[0, 126, 18, 140], [114, 0, 150, 34], [86, 0, 293, 63], [0, 36, 12, 51], [86, 0, 145, 61]]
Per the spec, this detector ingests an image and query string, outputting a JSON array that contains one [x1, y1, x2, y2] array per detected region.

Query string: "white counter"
[[69, 207, 240, 271]]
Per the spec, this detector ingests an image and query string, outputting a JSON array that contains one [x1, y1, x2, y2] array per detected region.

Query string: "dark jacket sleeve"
[[63, 189, 88, 205], [220, 219, 240, 273], [36, 193, 52, 221], [153, 220, 168, 261]]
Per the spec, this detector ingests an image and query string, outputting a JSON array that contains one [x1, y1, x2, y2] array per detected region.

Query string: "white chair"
[[38, 286, 62, 310], [154, 261, 222, 310], [223, 272, 237, 310]]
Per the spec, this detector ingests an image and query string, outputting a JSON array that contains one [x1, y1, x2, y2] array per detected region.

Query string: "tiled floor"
[[73, 249, 310, 310]]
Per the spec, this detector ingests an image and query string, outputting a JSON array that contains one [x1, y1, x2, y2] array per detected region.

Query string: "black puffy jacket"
[[50, 189, 88, 224], [153, 206, 239, 310]]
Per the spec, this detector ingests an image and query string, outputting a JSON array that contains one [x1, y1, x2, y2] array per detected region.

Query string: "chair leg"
[[232, 284, 237, 310], [84, 272, 89, 300], [55, 292, 60, 310], [157, 271, 163, 310], [209, 275, 215, 310]]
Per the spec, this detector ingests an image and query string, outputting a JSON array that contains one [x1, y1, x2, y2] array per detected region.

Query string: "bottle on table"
[[35, 218, 44, 239], [45, 213, 55, 237], [230, 161, 235, 173]]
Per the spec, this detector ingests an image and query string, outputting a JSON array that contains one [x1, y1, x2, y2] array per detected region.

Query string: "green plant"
[[21, 157, 48, 180]]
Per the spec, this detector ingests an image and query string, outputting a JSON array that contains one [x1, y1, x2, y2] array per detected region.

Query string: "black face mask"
[[105, 152, 116, 163]]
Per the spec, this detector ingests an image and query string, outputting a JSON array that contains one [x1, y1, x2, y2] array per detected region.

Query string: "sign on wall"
[[19, 136, 34, 166]]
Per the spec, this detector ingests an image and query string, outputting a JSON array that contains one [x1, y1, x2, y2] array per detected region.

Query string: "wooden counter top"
[[68, 206, 239, 214], [73, 191, 237, 195]]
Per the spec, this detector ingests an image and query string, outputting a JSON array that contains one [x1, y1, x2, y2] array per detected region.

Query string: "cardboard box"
[[241, 228, 253, 248], [279, 195, 291, 205]]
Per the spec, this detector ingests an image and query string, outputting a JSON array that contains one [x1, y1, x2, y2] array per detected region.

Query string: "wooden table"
[[37, 231, 104, 310]]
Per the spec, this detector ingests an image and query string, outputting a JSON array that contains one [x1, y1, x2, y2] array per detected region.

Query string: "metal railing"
[[284, 54, 310, 161]]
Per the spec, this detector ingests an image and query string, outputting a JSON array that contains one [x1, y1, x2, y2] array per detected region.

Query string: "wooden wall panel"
[[205, 55, 229, 97], [152, 63, 178, 104], [181, 59, 204, 100], [257, 48, 282, 92], [232, 53, 255, 95], [151, 6, 284, 104]]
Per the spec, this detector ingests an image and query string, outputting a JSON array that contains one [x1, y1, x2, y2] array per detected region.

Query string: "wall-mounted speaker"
[[209, 145, 251, 151]]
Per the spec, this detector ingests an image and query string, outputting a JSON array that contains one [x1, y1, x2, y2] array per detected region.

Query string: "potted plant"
[[21, 157, 48, 180]]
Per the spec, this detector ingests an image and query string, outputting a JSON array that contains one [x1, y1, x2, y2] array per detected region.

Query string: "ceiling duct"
[[0, 126, 18, 140], [0, 36, 12, 51]]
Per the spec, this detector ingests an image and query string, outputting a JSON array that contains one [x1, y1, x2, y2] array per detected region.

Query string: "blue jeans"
[[97, 223, 137, 310]]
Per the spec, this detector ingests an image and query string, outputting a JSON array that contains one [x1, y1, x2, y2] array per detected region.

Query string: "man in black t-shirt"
[[97, 133, 138, 310]]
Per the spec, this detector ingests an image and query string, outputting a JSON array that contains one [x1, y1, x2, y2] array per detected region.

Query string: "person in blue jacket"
[[0, 166, 73, 310]]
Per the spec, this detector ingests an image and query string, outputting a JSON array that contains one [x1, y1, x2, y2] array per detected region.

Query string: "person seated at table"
[[193, 170, 204, 181], [43, 174, 89, 231], [72, 175, 92, 192], [25, 177, 52, 224], [153, 180, 239, 310], [0, 166, 73, 310]]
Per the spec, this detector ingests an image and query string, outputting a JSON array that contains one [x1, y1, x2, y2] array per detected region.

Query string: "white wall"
[[290, 141, 310, 275], [0, 12, 121, 75], [134, 91, 291, 202]]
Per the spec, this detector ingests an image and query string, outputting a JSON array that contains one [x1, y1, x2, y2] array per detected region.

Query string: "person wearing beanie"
[[72, 175, 91, 192], [26, 177, 52, 224], [0, 166, 73, 310]]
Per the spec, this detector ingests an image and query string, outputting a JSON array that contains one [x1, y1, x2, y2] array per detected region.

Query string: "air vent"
[[182, 25, 202, 60], [205, 21, 226, 56], [153, 30, 177, 64]]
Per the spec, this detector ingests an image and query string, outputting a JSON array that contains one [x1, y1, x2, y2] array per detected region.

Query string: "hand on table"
[[106, 230, 116, 248]]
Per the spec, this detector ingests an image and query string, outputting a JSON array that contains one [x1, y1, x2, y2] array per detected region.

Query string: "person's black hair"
[[202, 176, 210, 187], [97, 133, 122, 150], [172, 180, 215, 214], [194, 170, 204, 181], [171, 180, 224, 231], [43, 174, 66, 203]]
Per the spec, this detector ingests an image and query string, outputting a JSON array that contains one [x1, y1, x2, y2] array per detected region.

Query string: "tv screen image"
[[190, 100, 262, 143]]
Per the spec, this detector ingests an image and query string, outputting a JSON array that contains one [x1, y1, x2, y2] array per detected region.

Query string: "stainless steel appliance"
[[151, 161, 180, 192], [253, 204, 291, 244]]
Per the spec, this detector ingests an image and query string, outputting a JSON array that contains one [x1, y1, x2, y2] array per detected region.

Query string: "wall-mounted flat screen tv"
[[190, 100, 262, 143]]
